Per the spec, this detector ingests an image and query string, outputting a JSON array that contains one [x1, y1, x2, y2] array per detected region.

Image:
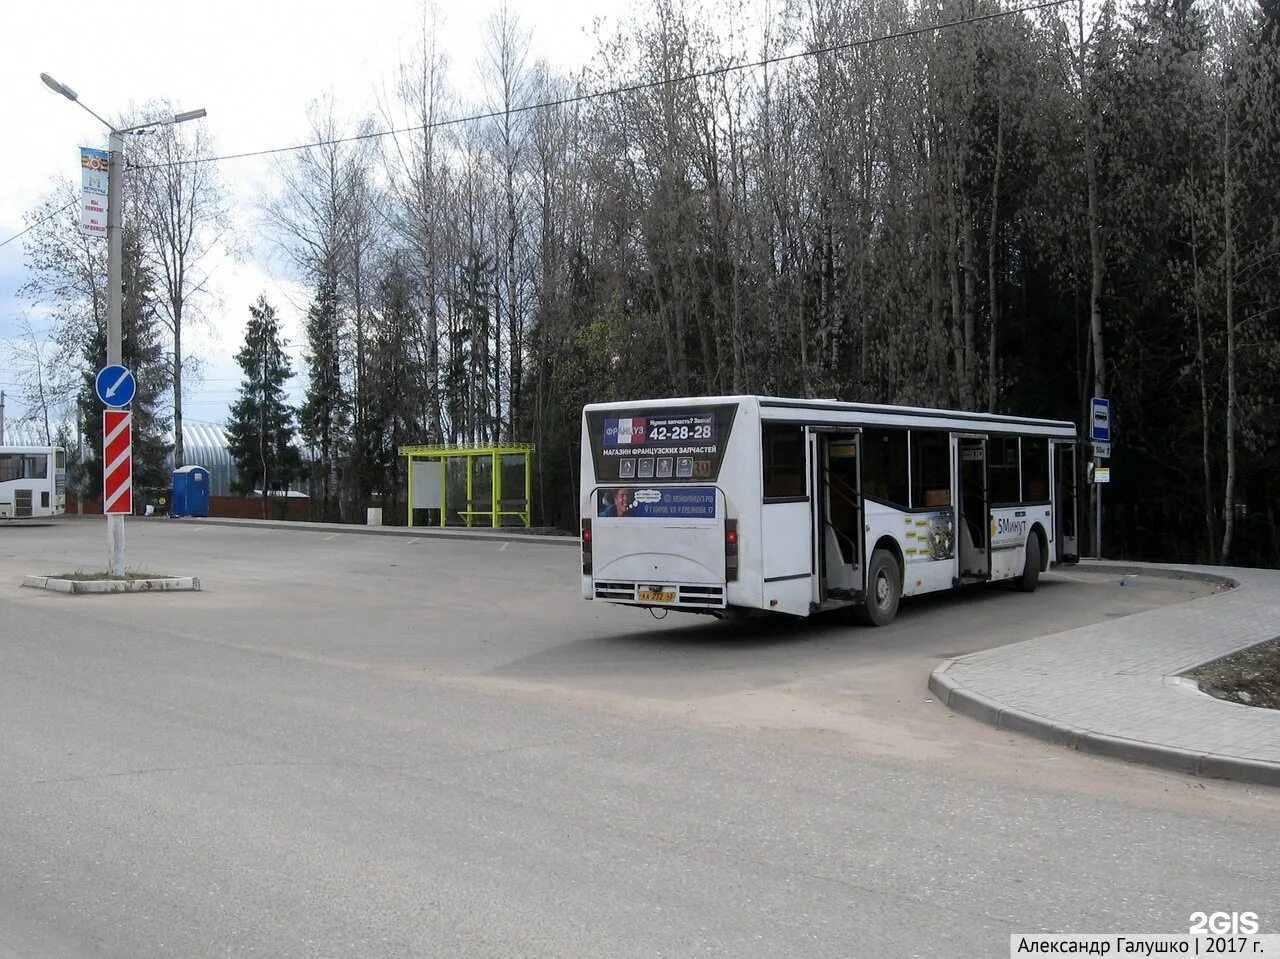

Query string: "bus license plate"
[[638, 589, 675, 603]]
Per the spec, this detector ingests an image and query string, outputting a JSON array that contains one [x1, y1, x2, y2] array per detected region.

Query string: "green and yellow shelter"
[[400, 442, 534, 528]]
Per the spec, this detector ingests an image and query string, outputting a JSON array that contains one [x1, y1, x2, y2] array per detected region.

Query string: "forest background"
[[9, 0, 1279, 567]]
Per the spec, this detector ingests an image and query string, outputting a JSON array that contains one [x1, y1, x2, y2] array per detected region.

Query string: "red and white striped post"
[[103, 409, 132, 573]]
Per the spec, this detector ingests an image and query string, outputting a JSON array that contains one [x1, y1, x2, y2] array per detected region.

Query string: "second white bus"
[[0, 446, 67, 519], [580, 396, 1078, 625]]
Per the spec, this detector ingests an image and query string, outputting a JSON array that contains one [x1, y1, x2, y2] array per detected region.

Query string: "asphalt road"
[[0, 518, 1276, 958]]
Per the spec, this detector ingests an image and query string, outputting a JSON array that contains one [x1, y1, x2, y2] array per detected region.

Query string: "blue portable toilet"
[[171, 465, 211, 517]]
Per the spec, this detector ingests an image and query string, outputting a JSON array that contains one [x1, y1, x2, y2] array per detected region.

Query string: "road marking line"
[[324, 534, 339, 541], [407, 538, 419, 545], [500, 541, 509, 551]]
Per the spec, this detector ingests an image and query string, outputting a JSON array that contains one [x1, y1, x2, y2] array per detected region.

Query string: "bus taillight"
[[725, 519, 739, 582], [581, 518, 593, 575]]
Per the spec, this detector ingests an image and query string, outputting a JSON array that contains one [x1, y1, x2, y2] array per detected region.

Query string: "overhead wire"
[[135, 0, 1073, 171], [3, 3, 1070, 247], [0, 200, 78, 250]]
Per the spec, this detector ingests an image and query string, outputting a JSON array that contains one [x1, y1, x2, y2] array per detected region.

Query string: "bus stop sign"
[[1091, 397, 1110, 442]]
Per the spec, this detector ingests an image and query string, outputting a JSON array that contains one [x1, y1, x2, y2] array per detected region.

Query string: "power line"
[[138, 0, 1071, 170], [0, 200, 78, 251]]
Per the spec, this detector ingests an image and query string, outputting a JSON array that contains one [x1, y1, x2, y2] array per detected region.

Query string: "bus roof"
[[0, 445, 64, 454], [582, 395, 1077, 437]]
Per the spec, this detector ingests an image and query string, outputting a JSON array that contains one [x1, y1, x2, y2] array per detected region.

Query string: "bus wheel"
[[855, 548, 901, 626], [1016, 533, 1042, 592]]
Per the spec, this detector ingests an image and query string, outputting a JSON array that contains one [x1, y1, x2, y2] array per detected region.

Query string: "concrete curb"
[[22, 575, 201, 594], [165, 516, 577, 547], [1076, 560, 1240, 590], [929, 665, 1085, 749]]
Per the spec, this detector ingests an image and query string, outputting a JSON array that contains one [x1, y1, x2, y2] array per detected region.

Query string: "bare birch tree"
[[130, 109, 228, 469]]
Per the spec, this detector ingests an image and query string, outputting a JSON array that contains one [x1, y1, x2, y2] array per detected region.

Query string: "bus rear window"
[[585, 404, 738, 484]]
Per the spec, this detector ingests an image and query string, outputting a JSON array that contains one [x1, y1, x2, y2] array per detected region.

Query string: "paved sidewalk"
[[931, 561, 1280, 785]]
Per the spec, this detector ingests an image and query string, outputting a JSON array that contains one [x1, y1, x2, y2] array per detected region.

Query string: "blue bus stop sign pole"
[[1090, 397, 1109, 557]]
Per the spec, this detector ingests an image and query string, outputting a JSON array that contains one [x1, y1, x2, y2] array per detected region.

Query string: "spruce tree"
[[299, 278, 349, 521], [226, 295, 301, 515], [74, 227, 173, 499]]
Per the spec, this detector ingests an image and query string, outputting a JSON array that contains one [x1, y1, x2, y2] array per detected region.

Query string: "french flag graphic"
[[605, 417, 647, 445]]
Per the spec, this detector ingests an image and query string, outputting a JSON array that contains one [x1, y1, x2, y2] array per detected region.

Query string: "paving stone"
[[932, 561, 1280, 784]]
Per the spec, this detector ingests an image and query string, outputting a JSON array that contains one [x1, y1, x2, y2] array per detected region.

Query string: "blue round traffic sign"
[[95, 364, 137, 408]]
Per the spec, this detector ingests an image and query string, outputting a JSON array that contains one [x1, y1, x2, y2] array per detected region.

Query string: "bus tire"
[[1016, 533, 1042, 592], [856, 548, 901, 626]]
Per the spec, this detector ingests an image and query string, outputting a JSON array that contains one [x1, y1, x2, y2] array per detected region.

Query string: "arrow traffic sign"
[[95, 364, 136, 408], [103, 409, 133, 515]]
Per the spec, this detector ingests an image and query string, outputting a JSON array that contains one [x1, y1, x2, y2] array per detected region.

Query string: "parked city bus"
[[580, 397, 1079, 626], [0, 446, 67, 519]]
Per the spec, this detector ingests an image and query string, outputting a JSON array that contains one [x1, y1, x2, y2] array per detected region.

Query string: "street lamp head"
[[118, 107, 209, 135], [40, 72, 78, 101]]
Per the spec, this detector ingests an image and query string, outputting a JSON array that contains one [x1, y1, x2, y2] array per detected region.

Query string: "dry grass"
[[1192, 638, 1280, 710]]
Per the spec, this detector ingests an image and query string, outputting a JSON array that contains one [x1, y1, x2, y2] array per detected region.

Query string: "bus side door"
[[813, 430, 863, 603], [1052, 441, 1079, 562], [956, 435, 990, 579], [759, 422, 815, 616]]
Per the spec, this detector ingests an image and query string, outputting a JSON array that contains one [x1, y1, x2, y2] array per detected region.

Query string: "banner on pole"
[[103, 409, 132, 515], [80, 147, 109, 237]]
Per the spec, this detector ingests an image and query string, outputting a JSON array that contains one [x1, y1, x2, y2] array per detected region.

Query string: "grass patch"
[[1192, 638, 1280, 710], [52, 571, 175, 582]]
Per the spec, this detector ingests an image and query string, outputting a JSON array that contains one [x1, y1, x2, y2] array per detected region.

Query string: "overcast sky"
[[0, 0, 625, 431]]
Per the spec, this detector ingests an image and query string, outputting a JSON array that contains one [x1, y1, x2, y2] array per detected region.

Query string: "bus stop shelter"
[[400, 442, 534, 528]]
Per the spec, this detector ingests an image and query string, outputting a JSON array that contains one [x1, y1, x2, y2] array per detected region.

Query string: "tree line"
[[14, 0, 1280, 566]]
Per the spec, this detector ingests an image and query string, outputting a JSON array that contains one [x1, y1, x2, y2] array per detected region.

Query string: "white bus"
[[580, 397, 1079, 625], [0, 446, 67, 519]]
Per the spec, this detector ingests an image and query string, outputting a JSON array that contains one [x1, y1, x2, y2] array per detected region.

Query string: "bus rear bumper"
[[589, 580, 727, 610]]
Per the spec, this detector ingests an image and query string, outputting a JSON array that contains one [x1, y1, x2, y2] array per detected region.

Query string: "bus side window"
[[23, 456, 48, 480], [910, 431, 951, 507], [1021, 437, 1049, 502], [0, 454, 20, 483], [989, 438, 1020, 504], [763, 424, 806, 499], [863, 430, 909, 507]]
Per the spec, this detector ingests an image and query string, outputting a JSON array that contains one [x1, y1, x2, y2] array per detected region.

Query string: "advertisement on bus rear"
[[586, 404, 738, 484], [596, 487, 717, 519]]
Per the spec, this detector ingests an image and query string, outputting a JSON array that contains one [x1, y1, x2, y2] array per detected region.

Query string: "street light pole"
[[107, 128, 125, 574], [40, 72, 205, 577]]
